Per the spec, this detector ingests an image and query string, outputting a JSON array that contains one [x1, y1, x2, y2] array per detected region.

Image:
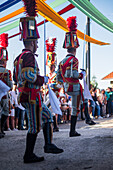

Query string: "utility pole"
[[44, 19, 46, 77], [44, 19, 46, 102], [86, 1, 91, 90]]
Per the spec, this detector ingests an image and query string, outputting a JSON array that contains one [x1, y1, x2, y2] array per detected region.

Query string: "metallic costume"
[[57, 16, 83, 137], [46, 37, 61, 98], [13, 49, 52, 133], [57, 53, 83, 116], [13, 0, 63, 163], [48, 71, 61, 98], [46, 37, 62, 131]]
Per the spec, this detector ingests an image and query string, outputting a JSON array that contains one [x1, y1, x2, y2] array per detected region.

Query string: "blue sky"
[[1, 0, 113, 89]]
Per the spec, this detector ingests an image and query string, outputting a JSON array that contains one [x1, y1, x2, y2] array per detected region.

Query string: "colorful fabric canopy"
[[0, 20, 20, 34], [68, 0, 113, 33], [36, 0, 68, 32], [48, 0, 68, 8], [0, 0, 110, 45], [8, 4, 75, 39], [0, 7, 25, 23], [0, 4, 74, 34], [0, 0, 21, 12]]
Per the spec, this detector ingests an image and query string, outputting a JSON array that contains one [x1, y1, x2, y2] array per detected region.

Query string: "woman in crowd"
[[91, 87, 103, 119]]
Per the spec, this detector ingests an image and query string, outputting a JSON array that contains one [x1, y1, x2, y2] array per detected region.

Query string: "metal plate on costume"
[[66, 35, 69, 47], [64, 69, 71, 77], [3, 49, 6, 57], [73, 84, 80, 92], [64, 82, 69, 93], [73, 34, 77, 41], [48, 53, 52, 60], [73, 34, 77, 46], [29, 20, 35, 30]]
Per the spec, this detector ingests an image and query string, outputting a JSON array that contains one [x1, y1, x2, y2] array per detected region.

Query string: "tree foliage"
[[90, 75, 98, 88]]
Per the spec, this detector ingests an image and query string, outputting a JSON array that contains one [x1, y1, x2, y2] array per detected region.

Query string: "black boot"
[[69, 116, 81, 137], [86, 119, 96, 125], [1, 114, 8, 135], [81, 104, 85, 120], [23, 133, 44, 163], [53, 116, 59, 132], [83, 103, 96, 125], [0, 119, 4, 138], [43, 122, 64, 154]]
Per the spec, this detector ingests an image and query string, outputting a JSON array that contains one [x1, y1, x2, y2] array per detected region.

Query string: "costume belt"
[[18, 87, 41, 106], [63, 77, 79, 84]]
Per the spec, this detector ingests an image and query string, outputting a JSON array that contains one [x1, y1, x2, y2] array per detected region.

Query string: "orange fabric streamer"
[[0, 7, 25, 23]]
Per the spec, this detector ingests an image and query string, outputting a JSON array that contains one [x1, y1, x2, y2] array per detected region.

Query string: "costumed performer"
[[57, 16, 85, 137], [13, 0, 63, 164], [46, 37, 62, 132]]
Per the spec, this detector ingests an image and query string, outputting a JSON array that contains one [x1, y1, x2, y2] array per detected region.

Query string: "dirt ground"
[[1, 117, 113, 170]]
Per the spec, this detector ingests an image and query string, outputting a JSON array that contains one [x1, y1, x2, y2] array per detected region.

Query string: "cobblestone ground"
[[1, 117, 113, 170]]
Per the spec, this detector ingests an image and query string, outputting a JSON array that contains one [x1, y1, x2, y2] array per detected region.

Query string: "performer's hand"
[[49, 83, 54, 88], [81, 71, 86, 78], [56, 84, 63, 88], [44, 76, 49, 83], [45, 84, 48, 89]]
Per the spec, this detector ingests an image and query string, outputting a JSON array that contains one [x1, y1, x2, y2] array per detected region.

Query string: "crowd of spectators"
[[1, 85, 113, 133], [2, 85, 28, 133], [56, 86, 113, 126], [89, 86, 113, 119]]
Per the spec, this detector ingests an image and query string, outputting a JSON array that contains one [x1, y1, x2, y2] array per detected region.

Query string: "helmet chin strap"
[[34, 54, 38, 57]]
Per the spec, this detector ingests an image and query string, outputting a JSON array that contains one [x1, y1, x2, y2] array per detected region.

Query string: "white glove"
[[81, 71, 86, 78], [44, 76, 49, 83], [49, 84, 54, 88], [56, 84, 63, 89]]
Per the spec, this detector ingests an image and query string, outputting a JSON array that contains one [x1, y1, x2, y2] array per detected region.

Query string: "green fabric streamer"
[[0, 0, 68, 34], [50, 0, 68, 8], [68, 0, 113, 33], [0, 20, 19, 34]]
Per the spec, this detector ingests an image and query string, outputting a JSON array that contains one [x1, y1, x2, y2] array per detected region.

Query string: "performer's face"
[[3, 60, 7, 68], [73, 48, 76, 55], [50, 65, 55, 72]]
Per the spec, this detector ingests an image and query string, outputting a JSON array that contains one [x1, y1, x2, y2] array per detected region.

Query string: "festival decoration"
[[46, 38, 57, 67], [0, 0, 110, 45], [0, 33, 8, 61], [68, 0, 113, 33]]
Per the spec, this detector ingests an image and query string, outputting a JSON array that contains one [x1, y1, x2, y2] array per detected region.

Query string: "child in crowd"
[[61, 97, 69, 123]]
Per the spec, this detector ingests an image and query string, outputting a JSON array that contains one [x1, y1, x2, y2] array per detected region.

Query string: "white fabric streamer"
[[83, 77, 93, 101], [0, 80, 10, 101], [48, 85, 62, 115]]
